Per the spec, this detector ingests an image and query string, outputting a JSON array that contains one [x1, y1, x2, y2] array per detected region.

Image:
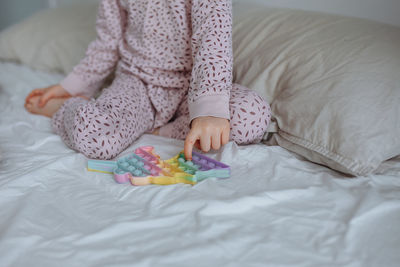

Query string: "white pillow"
[[0, 4, 98, 74], [232, 4, 400, 176]]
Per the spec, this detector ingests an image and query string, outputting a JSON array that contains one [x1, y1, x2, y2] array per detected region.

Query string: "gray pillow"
[[0, 3, 98, 74], [232, 4, 400, 176]]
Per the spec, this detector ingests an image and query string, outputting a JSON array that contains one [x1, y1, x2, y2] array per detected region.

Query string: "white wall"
[[0, 0, 100, 31], [0, 0, 48, 31], [239, 0, 400, 27], [1, 0, 399, 31]]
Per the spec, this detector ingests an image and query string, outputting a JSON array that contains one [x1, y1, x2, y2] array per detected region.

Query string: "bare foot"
[[25, 96, 70, 118]]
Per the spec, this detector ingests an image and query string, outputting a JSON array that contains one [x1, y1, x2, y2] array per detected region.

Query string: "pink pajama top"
[[60, 0, 233, 121]]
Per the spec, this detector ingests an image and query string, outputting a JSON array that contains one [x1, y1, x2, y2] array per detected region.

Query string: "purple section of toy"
[[191, 151, 230, 171]]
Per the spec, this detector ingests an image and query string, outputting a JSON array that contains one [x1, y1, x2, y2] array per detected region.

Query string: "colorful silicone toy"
[[87, 146, 230, 186]]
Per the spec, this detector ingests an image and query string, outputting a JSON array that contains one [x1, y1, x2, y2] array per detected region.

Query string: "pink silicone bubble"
[[115, 173, 131, 184]]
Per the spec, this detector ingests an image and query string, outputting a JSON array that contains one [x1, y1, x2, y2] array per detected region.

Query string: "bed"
[[0, 1, 400, 266]]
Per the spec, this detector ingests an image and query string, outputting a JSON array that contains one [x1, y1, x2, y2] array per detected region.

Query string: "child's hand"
[[25, 84, 71, 108], [184, 116, 230, 160]]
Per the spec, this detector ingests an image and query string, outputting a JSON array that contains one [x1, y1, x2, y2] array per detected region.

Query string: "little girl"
[[25, 0, 271, 160]]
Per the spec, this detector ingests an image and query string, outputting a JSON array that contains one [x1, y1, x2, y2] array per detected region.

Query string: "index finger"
[[184, 129, 200, 161]]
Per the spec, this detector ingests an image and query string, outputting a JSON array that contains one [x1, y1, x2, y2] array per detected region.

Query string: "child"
[[25, 0, 271, 160]]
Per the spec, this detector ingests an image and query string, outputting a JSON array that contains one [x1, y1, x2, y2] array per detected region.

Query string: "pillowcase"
[[0, 3, 98, 74], [232, 3, 400, 176]]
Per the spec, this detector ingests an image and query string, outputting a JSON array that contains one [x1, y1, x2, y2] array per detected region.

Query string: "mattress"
[[0, 62, 399, 267]]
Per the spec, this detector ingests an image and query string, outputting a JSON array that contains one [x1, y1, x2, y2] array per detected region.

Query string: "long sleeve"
[[189, 0, 233, 121], [60, 0, 126, 98]]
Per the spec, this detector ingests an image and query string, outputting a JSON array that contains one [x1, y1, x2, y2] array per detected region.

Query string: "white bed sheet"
[[0, 62, 399, 267]]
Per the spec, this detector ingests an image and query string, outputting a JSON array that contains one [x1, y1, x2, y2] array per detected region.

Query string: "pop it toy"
[[87, 146, 230, 186]]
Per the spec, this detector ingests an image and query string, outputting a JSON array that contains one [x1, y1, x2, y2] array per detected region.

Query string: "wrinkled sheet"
[[0, 62, 399, 267]]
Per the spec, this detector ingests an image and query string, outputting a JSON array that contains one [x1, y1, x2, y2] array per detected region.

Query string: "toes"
[[25, 102, 38, 114], [28, 96, 38, 105], [25, 103, 32, 112]]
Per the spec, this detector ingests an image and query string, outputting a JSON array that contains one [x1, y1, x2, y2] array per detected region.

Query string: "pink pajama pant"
[[52, 73, 271, 159]]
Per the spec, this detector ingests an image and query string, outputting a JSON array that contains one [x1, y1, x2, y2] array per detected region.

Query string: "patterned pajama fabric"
[[52, 0, 271, 159]]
